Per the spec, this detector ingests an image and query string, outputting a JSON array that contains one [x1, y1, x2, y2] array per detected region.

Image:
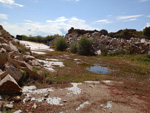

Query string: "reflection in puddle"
[[86, 66, 111, 74]]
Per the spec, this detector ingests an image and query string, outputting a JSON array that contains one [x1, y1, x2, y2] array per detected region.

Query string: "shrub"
[[70, 42, 78, 53], [55, 38, 68, 51], [78, 36, 93, 55], [143, 26, 150, 37], [100, 29, 108, 35], [108, 48, 129, 56], [99, 44, 108, 56]]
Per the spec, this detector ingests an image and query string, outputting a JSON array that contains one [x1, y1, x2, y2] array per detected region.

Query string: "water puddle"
[[86, 66, 111, 74]]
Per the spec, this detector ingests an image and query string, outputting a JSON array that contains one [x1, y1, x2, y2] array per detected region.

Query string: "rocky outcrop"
[[65, 27, 150, 54]]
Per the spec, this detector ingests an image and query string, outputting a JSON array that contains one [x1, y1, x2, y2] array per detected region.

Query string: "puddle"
[[86, 66, 111, 74]]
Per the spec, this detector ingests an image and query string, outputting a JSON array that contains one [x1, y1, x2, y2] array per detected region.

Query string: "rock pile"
[[0, 25, 43, 111], [65, 27, 150, 55]]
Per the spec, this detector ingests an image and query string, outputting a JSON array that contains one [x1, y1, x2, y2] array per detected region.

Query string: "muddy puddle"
[[86, 65, 111, 74]]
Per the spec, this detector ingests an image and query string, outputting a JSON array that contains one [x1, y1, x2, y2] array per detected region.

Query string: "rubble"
[[65, 27, 150, 54]]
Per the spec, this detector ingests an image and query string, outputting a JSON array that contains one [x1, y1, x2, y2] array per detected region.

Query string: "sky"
[[0, 0, 150, 36]]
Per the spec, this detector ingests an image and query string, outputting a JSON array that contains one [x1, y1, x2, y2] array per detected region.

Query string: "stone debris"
[[32, 103, 37, 109], [5, 103, 14, 109], [13, 110, 22, 113], [65, 27, 150, 54], [11, 96, 21, 102], [76, 101, 90, 111]]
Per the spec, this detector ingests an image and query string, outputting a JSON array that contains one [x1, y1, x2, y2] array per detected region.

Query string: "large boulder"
[[0, 74, 22, 94], [8, 59, 38, 79], [0, 64, 23, 82], [1, 42, 18, 52], [0, 48, 8, 68]]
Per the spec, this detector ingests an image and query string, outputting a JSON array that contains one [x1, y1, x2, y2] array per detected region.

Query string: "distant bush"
[[55, 38, 68, 51], [22, 34, 63, 44], [100, 29, 108, 35], [143, 26, 150, 37], [78, 36, 93, 55], [70, 42, 78, 53]]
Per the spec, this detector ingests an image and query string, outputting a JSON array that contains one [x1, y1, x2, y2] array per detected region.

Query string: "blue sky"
[[0, 0, 150, 36]]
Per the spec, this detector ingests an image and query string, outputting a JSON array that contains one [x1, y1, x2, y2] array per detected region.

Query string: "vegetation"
[[23, 34, 63, 44], [143, 26, 150, 37], [55, 38, 68, 51], [100, 29, 108, 35], [70, 42, 78, 53], [16, 43, 30, 54], [108, 47, 129, 56], [78, 36, 93, 55], [99, 44, 108, 56]]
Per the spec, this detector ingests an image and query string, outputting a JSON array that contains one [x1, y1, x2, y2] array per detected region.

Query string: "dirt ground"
[[13, 41, 150, 113], [13, 81, 149, 113]]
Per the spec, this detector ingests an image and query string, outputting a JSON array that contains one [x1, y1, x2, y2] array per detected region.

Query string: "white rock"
[[32, 103, 37, 109], [76, 101, 90, 111], [84, 81, 100, 84], [13, 110, 22, 113], [46, 97, 63, 105]]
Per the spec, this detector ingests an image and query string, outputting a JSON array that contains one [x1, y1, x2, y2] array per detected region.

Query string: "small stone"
[[63, 100, 67, 103], [44, 94, 49, 98], [11, 96, 21, 102], [13, 110, 22, 113], [5, 103, 13, 109], [89, 85, 94, 88], [26, 98, 31, 102], [0, 101, 3, 110], [32, 103, 37, 109]]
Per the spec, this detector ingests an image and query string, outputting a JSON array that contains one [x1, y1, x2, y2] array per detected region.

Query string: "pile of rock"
[[0, 25, 42, 111], [65, 27, 150, 54]]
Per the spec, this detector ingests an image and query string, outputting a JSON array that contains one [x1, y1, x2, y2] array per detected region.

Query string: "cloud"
[[123, 18, 137, 22], [146, 23, 150, 27], [1, 17, 97, 36], [24, 20, 32, 23], [147, 15, 150, 18], [47, 17, 68, 23], [117, 15, 142, 22], [0, 0, 23, 7], [0, 14, 8, 20], [96, 19, 112, 24]]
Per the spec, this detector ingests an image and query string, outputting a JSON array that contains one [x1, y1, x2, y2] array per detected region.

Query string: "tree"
[[143, 26, 150, 37]]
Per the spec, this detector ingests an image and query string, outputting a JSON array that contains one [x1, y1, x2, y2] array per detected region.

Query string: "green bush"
[[22, 34, 63, 44], [109, 48, 129, 56], [55, 38, 68, 51], [70, 42, 78, 53], [143, 26, 150, 37], [99, 44, 108, 56], [78, 36, 93, 55], [100, 29, 108, 35]]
